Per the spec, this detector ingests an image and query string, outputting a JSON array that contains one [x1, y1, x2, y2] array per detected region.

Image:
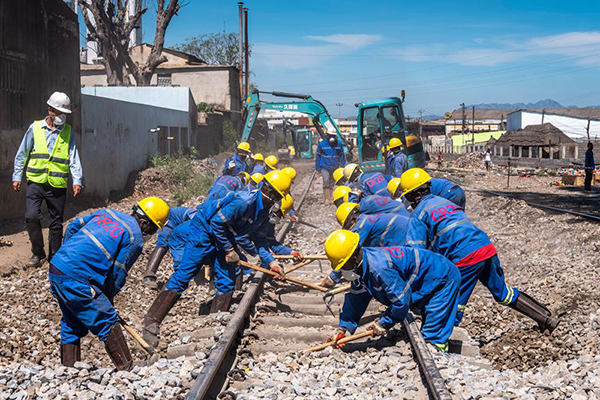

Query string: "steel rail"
[[187, 171, 317, 400]]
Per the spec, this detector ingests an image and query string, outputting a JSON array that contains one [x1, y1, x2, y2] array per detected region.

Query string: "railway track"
[[188, 171, 452, 400]]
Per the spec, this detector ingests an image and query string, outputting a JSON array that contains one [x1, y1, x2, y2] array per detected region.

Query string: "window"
[[157, 73, 172, 86], [361, 107, 381, 162], [381, 106, 403, 134]]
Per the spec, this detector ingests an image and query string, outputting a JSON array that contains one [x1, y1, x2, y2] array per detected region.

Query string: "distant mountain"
[[422, 114, 443, 120], [468, 99, 566, 110]]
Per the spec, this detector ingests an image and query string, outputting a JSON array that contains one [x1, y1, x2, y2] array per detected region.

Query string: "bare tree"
[[80, 0, 181, 85]]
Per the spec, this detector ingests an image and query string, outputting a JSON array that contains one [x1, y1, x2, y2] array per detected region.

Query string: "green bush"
[[221, 119, 239, 152], [197, 102, 216, 113], [172, 173, 214, 205]]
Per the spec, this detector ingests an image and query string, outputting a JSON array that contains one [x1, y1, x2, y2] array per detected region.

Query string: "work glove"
[[320, 275, 336, 289], [291, 251, 304, 262], [327, 328, 347, 348], [369, 321, 387, 337], [289, 215, 299, 223], [225, 249, 240, 265], [269, 261, 285, 280]]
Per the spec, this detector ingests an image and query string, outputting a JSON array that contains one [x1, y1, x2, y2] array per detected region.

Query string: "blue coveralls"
[[222, 153, 250, 175], [155, 207, 197, 249], [405, 194, 517, 324], [356, 172, 391, 196], [388, 151, 409, 177], [251, 221, 292, 267], [329, 212, 410, 283], [315, 139, 346, 188], [49, 209, 143, 343], [206, 175, 243, 201], [166, 191, 271, 295], [252, 163, 266, 175], [339, 247, 460, 346], [430, 178, 466, 209], [355, 194, 410, 217]]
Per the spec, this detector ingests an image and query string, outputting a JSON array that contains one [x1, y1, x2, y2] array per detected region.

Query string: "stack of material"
[[453, 152, 484, 168]]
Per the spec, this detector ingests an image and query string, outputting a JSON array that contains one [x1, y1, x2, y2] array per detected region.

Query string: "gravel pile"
[[452, 152, 484, 169]]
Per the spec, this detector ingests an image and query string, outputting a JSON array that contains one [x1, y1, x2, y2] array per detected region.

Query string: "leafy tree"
[[175, 32, 250, 66]]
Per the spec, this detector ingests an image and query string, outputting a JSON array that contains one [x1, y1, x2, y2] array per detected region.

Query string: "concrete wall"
[[0, 0, 80, 220], [508, 111, 600, 141]]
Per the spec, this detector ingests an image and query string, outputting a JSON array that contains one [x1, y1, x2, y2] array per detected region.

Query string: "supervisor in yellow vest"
[[12, 92, 83, 268]]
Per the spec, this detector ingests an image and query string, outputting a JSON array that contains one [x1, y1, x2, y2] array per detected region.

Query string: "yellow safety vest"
[[26, 120, 71, 188]]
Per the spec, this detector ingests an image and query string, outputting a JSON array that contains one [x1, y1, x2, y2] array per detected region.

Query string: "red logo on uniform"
[[381, 246, 404, 258], [430, 204, 460, 222]]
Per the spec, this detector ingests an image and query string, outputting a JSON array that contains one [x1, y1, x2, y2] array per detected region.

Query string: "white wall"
[[81, 86, 192, 112], [508, 111, 600, 141]]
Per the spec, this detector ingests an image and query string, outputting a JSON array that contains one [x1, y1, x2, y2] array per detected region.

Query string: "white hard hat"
[[47, 92, 72, 114]]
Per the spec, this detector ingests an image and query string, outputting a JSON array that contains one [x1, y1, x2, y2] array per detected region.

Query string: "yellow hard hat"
[[399, 168, 432, 197], [265, 155, 279, 170], [336, 202, 360, 229], [264, 170, 292, 199], [281, 194, 294, 215], [137, 196, 170, 230], [388, 137, 402, 150], [343, 163, 361, 181], [282, 167, 297, 182], [239, 171, 250, 186], [332, 185, 351, 207], [387, 177, 402, 198], [333, 168, 345, 185], [324, 229, 360, 271], [254, 153, 264, 161], [237, 142, 251, 153], [251, 173, 264, 185]]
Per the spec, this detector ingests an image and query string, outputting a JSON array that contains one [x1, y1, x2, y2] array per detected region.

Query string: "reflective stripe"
[[30, 153, 49, 159], [81, 227, 126, 270], [106, 210, 134, 244], [406, 240, 426, 246], [389, 203, 406, 214], [379, 215, 399, 246], [457, 304, 467, 312], [350, 285, 368, 294], [499, 286, 515, 305], [356, 215, 369, 230], [433, 342, 449, 353], [48, 171, 69, 178], [49, 156, 69, 164], [417, 199, 446, 221], [26, 167, 46, 174], [432, 218, 469, 247], [78, 217, 85, 225], [217, 210, 230, 224]]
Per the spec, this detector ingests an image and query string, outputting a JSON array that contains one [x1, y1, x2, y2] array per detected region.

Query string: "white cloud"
[[253, 34, 382, 70]]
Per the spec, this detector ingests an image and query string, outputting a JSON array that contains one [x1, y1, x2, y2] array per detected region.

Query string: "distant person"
[[585, 142, 595, 191], [315, 133, 346, 203], [484, 149, 492, 172], [12, 92, 83, 268]]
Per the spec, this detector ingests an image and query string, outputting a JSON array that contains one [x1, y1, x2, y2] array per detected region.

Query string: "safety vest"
[[26, 120, 71, 188]]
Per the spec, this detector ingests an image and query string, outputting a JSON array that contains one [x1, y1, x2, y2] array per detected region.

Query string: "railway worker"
[[249, 173, 264, 190], [333, 167, 346, 187], [343, 163, 391, 197], [48, 197, 169, 370], [386, 138, 409, 177], [251, 153, 265, 174], [12, 92, 83, 268], [340, 187, 409, 216], [584, 142, 595, 191], [264, 155, 279, 172], [142, 206, 198, 289], [282, 167, 297, 184], [401, 168, 559, 332], [142, 170, 292, 347], [324, 230, 460, 352], [206, 172, 248, 201], [388, 177, 466, 210], [223, 142, 252, 175], [332, 186, 352, 208], [321, 203, 410, 288], [315, 132, 346, 203]]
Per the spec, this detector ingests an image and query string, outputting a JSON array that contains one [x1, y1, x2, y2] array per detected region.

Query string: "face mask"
[[53, 114, 66, 126], [341, 269, 360, 282]]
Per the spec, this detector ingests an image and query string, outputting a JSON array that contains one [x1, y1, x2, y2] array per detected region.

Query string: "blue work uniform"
[[155, 207, 197, 249], [251, 222, 292, 267], [166, 190, 271, 295], [222, 153, 250, 175], [430, 178, 466, 209], [315, 139, 346, 189], [388, 151, 409, 178], [339, 247, 460, 346], [405, 194, 517, 324], [356, 172, 391, 196], [357, 194, 410, 217], [252, 163, 266, 175], [49, 209, 143, 343], [206, 175, 243, 201]]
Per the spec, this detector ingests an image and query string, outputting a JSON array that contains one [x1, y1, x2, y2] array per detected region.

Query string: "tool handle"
[[284, 259, 313, 274], [324, 283, 352, 297], [303, 330, 373, 352], [119, 320, 154, 355], [240, 261, 328, 292], [273, 254, 328, 260]]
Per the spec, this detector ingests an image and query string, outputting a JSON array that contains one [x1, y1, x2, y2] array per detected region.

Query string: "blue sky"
[[86, 0, 600, 117]]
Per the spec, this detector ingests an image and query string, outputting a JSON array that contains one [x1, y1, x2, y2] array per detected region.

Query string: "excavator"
[[240, 89, 425, 171]]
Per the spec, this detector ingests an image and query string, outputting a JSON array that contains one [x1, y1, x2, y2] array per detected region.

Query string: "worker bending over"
[[223, 142, 252, 175], [386, 138, 409, 177], [142, 171, 292, 348], [207, 172, 248, 201], [315, 133, 346, 203], [343, 163, 390, 196], [388, 176, 466, 210], [251, 153, 265, 174], [333, 167, 346, 187], [325, 230, 460, 352], [48, 197, 169, 370], [402, 168, 559, 332]]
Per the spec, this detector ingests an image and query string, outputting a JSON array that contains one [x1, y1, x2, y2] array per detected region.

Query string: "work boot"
[[27, 254, 46, 268], [143, 247, 167, 289], [143, 289, 181, 348], [104, 323, 133, 371], [60, 340, 81, 367], [508, 292, 560, 333], [209, 291, 234, 313], [48, 229, 63, 262], [25, 221, 46, 263]]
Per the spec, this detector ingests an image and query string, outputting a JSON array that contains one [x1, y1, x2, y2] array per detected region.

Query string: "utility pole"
[[418, 109, 424, 138], [472, 106, 475, 152], [541, 109, 546, 124], [238, 2, 244, 100], [243, 7, 250, 101], [336, 103, 343, 118], [587, 118, 591, 142], [460, 103, 466, 151]]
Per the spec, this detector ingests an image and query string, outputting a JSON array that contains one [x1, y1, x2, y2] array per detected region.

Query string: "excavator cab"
[[356, 97, 426, 173], [295, 128, 313, 159]]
